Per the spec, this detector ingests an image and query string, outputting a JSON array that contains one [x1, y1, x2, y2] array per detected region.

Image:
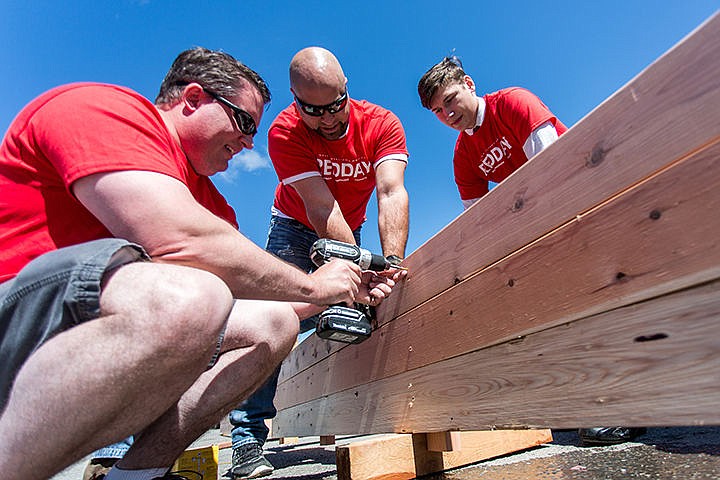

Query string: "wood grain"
[[275, 140, 720, 411], [336, 430, 552, 479], [277, 12, 720, 386], [274, 279, 720, 436]]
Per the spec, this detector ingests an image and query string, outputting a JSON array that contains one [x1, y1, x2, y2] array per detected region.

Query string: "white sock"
[[104, 465, 169, 480]]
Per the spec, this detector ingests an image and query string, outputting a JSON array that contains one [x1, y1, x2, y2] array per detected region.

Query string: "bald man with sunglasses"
[[227, 47, 409, 479]]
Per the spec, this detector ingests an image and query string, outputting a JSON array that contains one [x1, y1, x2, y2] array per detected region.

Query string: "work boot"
[[578, 427, 647, 446], [231, 441, 274, 479], [82, 458, 117, 480]]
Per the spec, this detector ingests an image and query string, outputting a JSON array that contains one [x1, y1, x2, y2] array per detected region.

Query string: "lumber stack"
[[273, 12, 720, 443]]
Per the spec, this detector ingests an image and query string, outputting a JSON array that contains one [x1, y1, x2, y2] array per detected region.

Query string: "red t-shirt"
[[453, 87, 568, 200], [268, 99, 408, 231], [0, 83, 237, 283]]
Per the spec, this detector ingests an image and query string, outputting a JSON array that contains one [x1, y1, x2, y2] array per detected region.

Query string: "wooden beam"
[[272, 13, 720, 444], [275, 139, 720, 412], [277, 12, 720, 387], [274, 279, 720, 436], [425, 431, 462, 452], [336, 430, 552, 480]]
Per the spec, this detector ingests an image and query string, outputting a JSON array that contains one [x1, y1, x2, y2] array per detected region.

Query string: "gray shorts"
[[0, 238, 149, 410]]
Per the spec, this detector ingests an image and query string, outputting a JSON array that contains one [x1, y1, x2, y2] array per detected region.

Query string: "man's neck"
[[156, 106, 182, 148], [465, 95, 486, 135]]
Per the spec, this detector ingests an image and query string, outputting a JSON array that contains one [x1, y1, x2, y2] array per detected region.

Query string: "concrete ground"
[[53, 426, 720, 479]]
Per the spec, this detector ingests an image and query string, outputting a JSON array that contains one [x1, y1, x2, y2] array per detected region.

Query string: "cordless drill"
[[309, 239, 402, 344]]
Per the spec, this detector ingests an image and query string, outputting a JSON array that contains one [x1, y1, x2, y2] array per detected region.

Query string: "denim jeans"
[[230, 215, 361, 448], [0, 239, 148, 460]]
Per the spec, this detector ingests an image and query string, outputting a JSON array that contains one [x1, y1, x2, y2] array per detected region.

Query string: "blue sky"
[[1, 1, 717, 256]]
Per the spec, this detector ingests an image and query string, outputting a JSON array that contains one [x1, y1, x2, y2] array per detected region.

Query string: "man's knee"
[[101, 262, 234, 351], [266, 303, 300, 358], [227, 301, 299, 361]]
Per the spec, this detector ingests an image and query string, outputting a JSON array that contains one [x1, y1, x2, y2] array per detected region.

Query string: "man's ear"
[[182, 83, 205, 112], [464, 75, 476, 93]]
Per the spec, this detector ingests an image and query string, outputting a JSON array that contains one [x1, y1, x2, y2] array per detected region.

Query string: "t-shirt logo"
[[478, 137, 512, 175], [317, 157, 372, 182]]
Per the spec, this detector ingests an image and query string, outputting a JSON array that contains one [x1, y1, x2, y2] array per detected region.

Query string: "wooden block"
[[275, 279, 720, 436], [336, 430, 552, 479], [279, 436, 298, 445], [425, 431, 461, 452], [320, 435, 336, 445]]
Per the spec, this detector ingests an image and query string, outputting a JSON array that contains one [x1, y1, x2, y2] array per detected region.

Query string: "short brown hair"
[[417, 56, 466, 109], [156, 47, 271, 106]]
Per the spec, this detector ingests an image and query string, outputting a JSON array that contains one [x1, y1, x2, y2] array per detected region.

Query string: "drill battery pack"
[[316, 305, 372, 344]]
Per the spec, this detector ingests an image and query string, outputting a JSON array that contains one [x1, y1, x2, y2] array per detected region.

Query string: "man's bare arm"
[[290, 175, 356, 244], [73, 170, 360, 304], [375, 160, 409, 258]]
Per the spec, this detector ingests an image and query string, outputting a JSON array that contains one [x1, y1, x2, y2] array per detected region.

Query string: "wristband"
[[386, 254, 404, 265]]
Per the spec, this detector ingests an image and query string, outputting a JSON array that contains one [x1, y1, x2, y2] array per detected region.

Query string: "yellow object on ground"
[[171, 444, 219, 480]]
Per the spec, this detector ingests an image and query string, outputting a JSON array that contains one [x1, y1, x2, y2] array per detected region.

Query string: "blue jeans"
[[230, 215, 361, 448]]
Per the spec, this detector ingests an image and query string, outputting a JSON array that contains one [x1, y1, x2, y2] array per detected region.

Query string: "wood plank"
[[275, 139, 720, 411], [274, 278, 720, 436], [336, 430, 552, 480], [278, 12, 720, 386], [320, 435, 336, 445]]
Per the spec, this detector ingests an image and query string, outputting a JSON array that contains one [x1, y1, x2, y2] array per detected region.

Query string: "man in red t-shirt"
[[417, 56, 645, 447], [418, 56, 568, 209], [271, 47, 409, 255], [228, 47, 409, 478], [0, 48, 396, 480]]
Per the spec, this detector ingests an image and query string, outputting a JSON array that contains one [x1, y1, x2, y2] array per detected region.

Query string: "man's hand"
[[356, 270, 399, 306], [308, 259, 362, 306]]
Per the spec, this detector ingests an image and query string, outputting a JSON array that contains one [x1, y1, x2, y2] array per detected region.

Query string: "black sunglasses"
[[203, 88, 257, 136], [294, 91, 348, 117]]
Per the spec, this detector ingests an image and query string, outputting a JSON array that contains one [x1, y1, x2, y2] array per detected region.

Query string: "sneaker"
[[578, 427, 647, 446], [231, 442, 274, 479], [82, 458, 118, 480]]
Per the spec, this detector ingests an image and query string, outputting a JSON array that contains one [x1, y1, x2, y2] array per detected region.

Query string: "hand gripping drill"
[[309, 238, 403, 344]]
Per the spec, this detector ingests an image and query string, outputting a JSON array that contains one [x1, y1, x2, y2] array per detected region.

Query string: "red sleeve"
[[30, 84, 183, 191], [372, 109, 408, 164], [497, 88, 563, 143], [453, 135, 488, 200], [268, 111, 320, 184]]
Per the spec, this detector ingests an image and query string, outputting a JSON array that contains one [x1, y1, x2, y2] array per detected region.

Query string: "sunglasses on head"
[[203, 88, 257, 136], [294, 91, 348, 117]]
